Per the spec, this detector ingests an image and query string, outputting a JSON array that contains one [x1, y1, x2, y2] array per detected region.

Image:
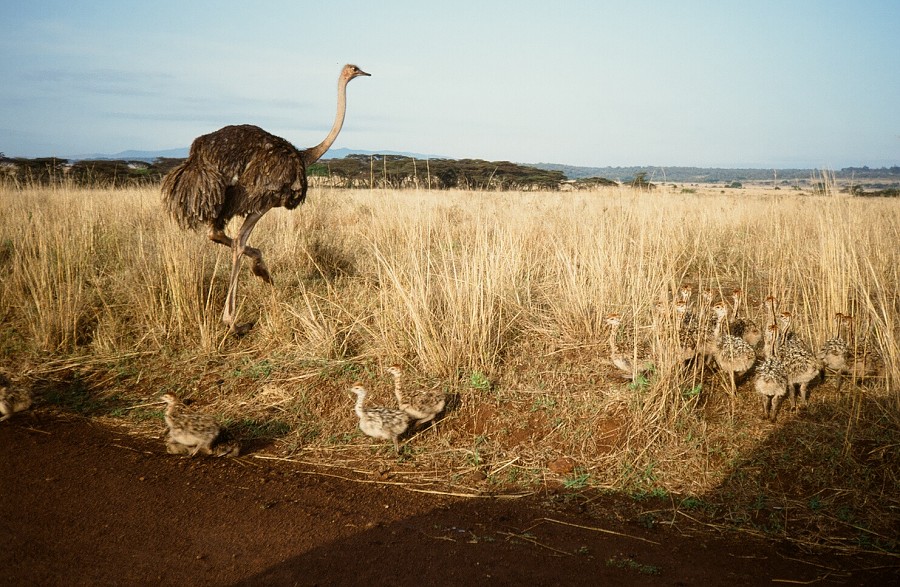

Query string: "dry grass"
[[1, 182, 898, 551]]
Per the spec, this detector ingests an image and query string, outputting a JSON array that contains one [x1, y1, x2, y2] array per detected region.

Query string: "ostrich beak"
[[356, 68, 371, 77]]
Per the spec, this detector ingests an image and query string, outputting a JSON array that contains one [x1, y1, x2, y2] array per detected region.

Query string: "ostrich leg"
[[222, 209, 271, 331], [208, 229, 272, 284]]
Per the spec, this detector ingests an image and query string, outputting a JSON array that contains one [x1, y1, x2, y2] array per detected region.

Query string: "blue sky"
[[1, 1, 898, 168]]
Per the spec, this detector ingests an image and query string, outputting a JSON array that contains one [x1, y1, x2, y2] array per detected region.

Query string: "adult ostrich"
[[161, 64, 370, 333]]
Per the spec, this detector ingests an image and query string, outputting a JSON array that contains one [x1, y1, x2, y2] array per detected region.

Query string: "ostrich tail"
[[161, 158, 226, 230]]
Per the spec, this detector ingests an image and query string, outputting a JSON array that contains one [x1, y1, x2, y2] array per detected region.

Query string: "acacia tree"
[[630, 171, 652, 189]]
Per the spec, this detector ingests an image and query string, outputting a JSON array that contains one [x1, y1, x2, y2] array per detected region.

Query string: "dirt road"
[[1, 414, 896, 586]]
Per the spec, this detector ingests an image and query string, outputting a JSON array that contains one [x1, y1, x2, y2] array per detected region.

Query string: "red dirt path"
[[2, 413, 896, 586]]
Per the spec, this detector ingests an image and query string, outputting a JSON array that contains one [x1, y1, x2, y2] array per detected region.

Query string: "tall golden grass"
[[1, 182, 898, 544]]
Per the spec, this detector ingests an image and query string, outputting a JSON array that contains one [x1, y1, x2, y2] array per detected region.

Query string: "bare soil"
[[2, 413, 897, 586]]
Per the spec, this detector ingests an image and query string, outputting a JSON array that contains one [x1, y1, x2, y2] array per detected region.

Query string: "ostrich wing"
[[161, 125, 308, 230]]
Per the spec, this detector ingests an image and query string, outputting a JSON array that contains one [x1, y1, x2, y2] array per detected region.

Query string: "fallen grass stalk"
[[523, 517, 661, 545], [497, 531, 573, 556]]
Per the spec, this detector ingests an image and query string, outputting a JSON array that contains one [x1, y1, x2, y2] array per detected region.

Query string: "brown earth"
[[2, 413, 897, 586]]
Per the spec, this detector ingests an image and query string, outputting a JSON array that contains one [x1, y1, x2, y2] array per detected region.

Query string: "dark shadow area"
[[27, 370, 297, 457], [229, 495, 883, 587], [231, 386, 900, 585], [36, 376, 130, 416], [703, 387, 899, 554]]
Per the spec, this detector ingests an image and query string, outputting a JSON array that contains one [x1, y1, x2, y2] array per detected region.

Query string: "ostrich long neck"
[[390, 372, 405, 403], [353, 391, 367, 418], [713, 311, 725, 341], [164, 403, 179, 427], [607, 323, 620, 355], [763, 327, 779, 359], [301, 75, 350, 165]]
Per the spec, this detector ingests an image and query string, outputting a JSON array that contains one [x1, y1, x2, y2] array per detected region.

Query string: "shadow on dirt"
[[705, 387, 899, 554], [231, 488, 894, 587], [232, 387, 900, 586]]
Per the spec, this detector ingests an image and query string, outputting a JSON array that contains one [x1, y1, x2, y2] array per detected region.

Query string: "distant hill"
[[529, 163, 900, 183], [71, 148, 190, 162], [4, 153, 563, 190], [70, 147, 445, 163], [321, 147, 448, 160]]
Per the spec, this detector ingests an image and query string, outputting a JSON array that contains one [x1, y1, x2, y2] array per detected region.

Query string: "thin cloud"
[[21, 67, 174, 98]]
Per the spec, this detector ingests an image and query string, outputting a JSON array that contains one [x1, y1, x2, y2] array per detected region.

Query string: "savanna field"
[[1, 182, 898, 554]]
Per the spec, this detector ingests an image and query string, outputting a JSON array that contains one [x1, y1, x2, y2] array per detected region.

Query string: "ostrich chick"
[[674, 300, 701, 362], [712, 301, 757, 400], [350, 384, 411, 453], [386, 365, 446, 428], [729, 288, 762, 348], [819, 313, 849, 373], [0, 384, 33, 422], [777, 311, 822, 409], [605, 313, 654, 380], [753, 324, 789, 422], [160, 393, 222, 457]]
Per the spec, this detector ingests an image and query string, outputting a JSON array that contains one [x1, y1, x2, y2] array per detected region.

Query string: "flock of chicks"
[[605, 286, 885, 422], [158, 363, 447, 457], [1, 364, 446, 458], [350, 365, 447, 453], [4, 289, 883, 450]]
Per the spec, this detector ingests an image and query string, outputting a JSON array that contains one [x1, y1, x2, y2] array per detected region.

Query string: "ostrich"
[[159, 393, 222, 457], [161, 64, 370, 333], [385, 364, 446, 429], [711, 300, 756, 411], [349, 383, 410, 453]]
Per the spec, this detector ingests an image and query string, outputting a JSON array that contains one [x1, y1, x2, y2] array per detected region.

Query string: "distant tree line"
[[309, 155, 566, 190], [840, 165, 900, 178], [0, 156, 179, 187], [535, 163, 900, 183], [4, 153, 893, 195], [0, 154, 571, 190]]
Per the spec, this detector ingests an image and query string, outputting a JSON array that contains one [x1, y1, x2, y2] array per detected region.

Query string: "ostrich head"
[[777, 311, 792, 332], [712, 301, 730, 321], [840, 314, 855, 338], [342, 64, 371, 82]]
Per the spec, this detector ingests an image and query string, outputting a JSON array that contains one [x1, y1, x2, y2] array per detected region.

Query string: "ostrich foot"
[[250, 257, 272, 284], [227, 319, 256, 337]]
